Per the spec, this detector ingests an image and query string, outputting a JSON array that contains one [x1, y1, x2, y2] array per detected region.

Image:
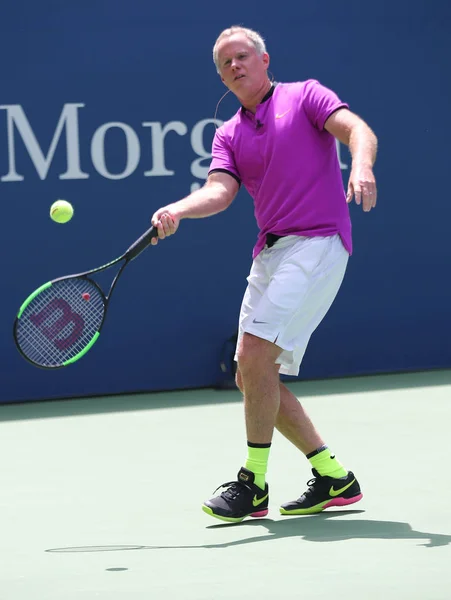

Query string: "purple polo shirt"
[[208, 79, 352, 258]]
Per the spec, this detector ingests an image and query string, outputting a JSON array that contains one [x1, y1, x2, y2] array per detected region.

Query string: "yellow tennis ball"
[[50, 200, 74, 224]]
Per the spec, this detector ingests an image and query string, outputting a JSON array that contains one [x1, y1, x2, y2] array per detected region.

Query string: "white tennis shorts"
[[235, 234, 349, 376]]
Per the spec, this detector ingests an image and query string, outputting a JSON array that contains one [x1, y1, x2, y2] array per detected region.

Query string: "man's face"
[[216, 33, 269, 95]]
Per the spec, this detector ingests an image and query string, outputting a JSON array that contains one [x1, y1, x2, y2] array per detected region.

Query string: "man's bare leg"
[[236, 333, 282, 444], [275, 382, 325, 454]]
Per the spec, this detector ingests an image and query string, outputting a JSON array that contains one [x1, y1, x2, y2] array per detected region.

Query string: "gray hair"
[[212, 26, 267, 73]]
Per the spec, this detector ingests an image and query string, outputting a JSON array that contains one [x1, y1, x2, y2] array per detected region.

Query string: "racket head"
[[13, 276, 107, 369]]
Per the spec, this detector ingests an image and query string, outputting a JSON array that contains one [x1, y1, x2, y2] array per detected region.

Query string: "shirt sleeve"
[[208, 126, 241, 185], [302, 79, 349, 131]]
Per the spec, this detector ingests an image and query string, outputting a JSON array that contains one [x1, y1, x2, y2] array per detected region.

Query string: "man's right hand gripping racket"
[[13, 225, 159, 369]]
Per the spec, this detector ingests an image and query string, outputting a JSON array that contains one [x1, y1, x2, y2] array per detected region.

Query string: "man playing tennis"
[[151, 26, 377, 522]]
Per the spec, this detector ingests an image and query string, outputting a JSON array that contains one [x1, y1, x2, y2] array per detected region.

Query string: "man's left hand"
[[346, 165, 377, 212]]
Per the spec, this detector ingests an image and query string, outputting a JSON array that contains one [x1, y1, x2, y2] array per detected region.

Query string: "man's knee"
[[237, 332, 281, 376]]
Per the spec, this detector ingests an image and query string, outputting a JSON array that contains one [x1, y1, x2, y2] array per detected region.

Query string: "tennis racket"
[[13, 225, 159, 369]]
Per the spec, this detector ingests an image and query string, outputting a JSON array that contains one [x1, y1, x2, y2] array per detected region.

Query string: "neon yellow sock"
[[308, 446, 348, 479], [245, 443, 271, 490]]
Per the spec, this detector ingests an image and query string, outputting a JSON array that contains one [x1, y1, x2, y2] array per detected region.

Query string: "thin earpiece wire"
[[213, 89, 232, 128]]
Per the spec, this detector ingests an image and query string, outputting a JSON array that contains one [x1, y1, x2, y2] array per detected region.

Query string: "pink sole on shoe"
[[251, 509, 269, 518], [323, 493, 363, 510]]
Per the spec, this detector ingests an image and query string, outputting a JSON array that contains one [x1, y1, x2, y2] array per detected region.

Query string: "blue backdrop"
[[1, 0, 450, 403]]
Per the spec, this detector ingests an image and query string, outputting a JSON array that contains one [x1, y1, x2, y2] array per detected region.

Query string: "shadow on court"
[[2, 369, 451, 422], [46, 511, 451, 554]]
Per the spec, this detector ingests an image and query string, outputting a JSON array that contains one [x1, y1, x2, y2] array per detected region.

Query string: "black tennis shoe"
[[280, 469, 363, 515], [202, 467, 269, 523]]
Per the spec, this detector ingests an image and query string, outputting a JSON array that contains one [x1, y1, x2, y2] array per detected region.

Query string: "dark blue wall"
[[1, 0, 450, 403]]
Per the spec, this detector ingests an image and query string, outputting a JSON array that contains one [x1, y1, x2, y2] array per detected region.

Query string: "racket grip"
[[125, 226, 159, 261]]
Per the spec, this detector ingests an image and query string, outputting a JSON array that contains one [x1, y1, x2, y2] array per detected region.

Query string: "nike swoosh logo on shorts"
[[252, 318, 268, 324], [253, 493, 269, 507], [329, 479, 356, 497]]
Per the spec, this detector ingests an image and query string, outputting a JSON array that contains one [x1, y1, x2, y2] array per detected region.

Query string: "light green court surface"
[[1, 370, 450, 600]]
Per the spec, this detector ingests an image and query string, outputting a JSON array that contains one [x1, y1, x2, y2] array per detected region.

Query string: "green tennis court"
[[1, 369, 450, 599]]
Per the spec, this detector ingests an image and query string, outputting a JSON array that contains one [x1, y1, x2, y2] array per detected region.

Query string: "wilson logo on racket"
[[29, 298, 84, 351]]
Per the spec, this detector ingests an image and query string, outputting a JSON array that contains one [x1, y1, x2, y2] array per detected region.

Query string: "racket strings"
[[15, 278, 105, 367]]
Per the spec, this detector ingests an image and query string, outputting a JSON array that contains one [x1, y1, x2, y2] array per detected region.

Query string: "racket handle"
[[125, 226, 159, 261]]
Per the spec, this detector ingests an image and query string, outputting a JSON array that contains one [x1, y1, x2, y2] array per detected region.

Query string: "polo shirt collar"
[[241, 82, 278, 113]]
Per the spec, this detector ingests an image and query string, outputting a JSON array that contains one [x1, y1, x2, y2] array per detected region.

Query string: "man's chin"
[[232, 79, 251, 93]]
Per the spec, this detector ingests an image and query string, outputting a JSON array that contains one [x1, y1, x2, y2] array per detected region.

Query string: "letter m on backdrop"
[[0, 103, 89, 182]]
